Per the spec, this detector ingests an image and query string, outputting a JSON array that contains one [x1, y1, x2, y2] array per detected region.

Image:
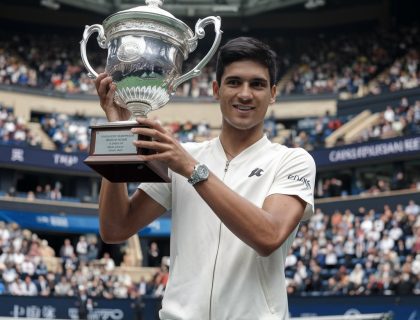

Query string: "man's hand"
[[131, 117, 197, 178], [95, 73, 131, 122]]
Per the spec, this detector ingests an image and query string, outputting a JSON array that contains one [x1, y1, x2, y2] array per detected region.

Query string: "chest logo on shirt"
[[249, 168, 264, 177], [288, 174, 311, 190]]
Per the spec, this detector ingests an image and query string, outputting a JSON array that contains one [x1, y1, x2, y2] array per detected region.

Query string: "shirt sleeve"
[[267, 148, 316, 221], [138, 170, 172, 210]]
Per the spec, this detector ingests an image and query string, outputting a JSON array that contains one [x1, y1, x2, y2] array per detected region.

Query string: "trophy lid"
[[103, 0, 193, 37], [122, 0, 175, 19]]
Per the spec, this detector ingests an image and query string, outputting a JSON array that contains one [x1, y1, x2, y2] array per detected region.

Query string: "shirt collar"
[[214, 134, 271, 163]]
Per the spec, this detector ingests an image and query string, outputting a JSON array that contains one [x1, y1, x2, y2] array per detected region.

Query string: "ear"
[[212, 80, 220, 100], [270, 85, 277, 104]]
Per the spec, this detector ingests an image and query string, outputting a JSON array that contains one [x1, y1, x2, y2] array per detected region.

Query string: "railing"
[[291, 313, 393, 320]]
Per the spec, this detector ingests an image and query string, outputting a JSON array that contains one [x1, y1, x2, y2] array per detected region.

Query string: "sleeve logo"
[[287, 174, 311, 190]]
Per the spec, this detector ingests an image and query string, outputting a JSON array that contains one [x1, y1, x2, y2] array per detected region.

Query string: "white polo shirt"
[[139, 135, 316, 320]]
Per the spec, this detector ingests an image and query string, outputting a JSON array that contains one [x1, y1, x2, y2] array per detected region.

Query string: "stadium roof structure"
[[46, 0, 313, 17]]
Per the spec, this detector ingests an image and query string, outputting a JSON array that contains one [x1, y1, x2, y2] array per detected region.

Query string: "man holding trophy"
[[85, 1, 316, 319]]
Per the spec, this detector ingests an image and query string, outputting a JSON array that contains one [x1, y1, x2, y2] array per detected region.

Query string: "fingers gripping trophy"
[[80, 0, 222, 182]]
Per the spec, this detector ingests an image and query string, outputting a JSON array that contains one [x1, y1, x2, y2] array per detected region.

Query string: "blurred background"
[[0, 0, 419, 319]]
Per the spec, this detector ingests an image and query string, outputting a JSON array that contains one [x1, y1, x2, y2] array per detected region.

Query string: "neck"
[[219, 125, 264, 160]]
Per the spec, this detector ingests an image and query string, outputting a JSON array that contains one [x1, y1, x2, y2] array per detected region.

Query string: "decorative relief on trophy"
[[80, 0, 222, 182]]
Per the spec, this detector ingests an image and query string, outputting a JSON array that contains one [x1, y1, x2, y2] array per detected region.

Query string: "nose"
[[237, 83, 252, 101]]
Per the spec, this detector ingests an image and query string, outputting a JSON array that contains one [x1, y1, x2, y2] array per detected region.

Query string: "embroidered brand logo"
[[287, 174, 311, 190], [249, 168, 264, 177]]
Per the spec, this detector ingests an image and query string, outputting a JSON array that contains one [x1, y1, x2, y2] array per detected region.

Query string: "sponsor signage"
[[0, 209, 171, 236], [0, 296, 133, 319], [289, 295, 420, 319], [311, 134, 420, 168], [0, 144, 90, 172]]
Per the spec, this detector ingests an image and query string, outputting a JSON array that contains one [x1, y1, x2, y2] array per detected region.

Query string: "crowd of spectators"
[[315, 173, 420, 200], [281, 32, 390, 96], [282, 97, 420, 151], [280, 111, 344, 151], [281, 25, 420, 98], [0, 198, 419, 303], [352, 98, 420, 144], [0, 103, 41, 147], [0, 33, 97, 94], [286, 200, 420, 296], [40, 112, 92, 153], [1, 24, 419, 99], [374, 33, 420, 95], [0, 221, 168, 304]]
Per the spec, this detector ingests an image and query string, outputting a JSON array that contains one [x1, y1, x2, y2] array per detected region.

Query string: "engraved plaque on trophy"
[[80, 0, 222, 182]]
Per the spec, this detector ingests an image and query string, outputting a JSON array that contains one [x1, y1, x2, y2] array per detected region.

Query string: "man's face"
[[213, 60, 276, 132]]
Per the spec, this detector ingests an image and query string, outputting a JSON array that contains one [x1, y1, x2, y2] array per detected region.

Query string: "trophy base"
[[84, 155, 170, 183], [85, 122, 170, 183]]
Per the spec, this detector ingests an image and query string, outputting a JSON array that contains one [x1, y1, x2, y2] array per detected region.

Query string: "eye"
[[251, 80, 267, 89], [226, 79, 241, 86]]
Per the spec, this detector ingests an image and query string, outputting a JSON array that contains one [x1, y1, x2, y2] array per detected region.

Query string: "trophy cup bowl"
[[80, 0, 222, 182]]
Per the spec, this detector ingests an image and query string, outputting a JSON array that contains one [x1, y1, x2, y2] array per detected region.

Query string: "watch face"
[[189, 164, 209, 185], [197, 164, 209, 178], [197, 165, 207, 177]]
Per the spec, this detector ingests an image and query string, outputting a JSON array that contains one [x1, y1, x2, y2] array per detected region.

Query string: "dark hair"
[[215, 37, 278, 87]]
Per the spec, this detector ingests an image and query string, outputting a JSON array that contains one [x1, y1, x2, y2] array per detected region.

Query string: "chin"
[[227, 121, 261, 131]]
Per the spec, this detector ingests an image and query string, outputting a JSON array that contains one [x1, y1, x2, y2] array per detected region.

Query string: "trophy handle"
[[172, 16, 223, 92], [80, 24, 107, 79]]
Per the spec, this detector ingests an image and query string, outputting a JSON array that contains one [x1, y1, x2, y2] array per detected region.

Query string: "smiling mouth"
[[233, 104, 255, 111]]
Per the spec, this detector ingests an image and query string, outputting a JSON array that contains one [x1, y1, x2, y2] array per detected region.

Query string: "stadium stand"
[[1, 23, 419, 99]]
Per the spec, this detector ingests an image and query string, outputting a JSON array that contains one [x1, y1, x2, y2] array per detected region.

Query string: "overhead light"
[[305, 0, 326, 10], [40, 0, 60, 10]]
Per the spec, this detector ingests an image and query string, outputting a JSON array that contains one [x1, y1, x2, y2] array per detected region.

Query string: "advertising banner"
[[289, 295, 420, 319], [311, 134, 420, 168], [0, 144, 90, 173], [0, 296, 134, 319]]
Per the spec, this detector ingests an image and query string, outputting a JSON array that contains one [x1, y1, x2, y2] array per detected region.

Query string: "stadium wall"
[[0, 294, 417, 320]]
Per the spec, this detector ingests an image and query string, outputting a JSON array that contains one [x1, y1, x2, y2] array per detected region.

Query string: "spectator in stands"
[[49, 182, 62, 201], [21, 275, 38, 296], [147, 242, 160, 267], [20, 256, 36, 278], [86, 236, 99, 261], [59, 238, 75, 262], [39, 239, 55, 258], [35, 259, 49, 278], [76, 236, 88, 263], [76, 285, 91, 320], [35, 274, 51, 297], [406, 200, 420, 216], [100, 252, 115, 272], [8, 278, 23, 295], [54, 275, 73, 296]]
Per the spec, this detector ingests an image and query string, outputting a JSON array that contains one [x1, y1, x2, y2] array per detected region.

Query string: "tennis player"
[[96, 37, 316, 319]]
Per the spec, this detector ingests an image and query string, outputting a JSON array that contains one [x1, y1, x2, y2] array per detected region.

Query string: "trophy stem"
[[126, 102, 151, 119]]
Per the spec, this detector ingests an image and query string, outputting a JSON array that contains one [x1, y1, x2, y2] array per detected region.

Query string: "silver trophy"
[[81, 0, 222, 117], [80, 0, 222, 182]]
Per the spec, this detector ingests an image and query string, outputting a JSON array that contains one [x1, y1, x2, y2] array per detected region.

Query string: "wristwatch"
[[188, 163, 209, 186]]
